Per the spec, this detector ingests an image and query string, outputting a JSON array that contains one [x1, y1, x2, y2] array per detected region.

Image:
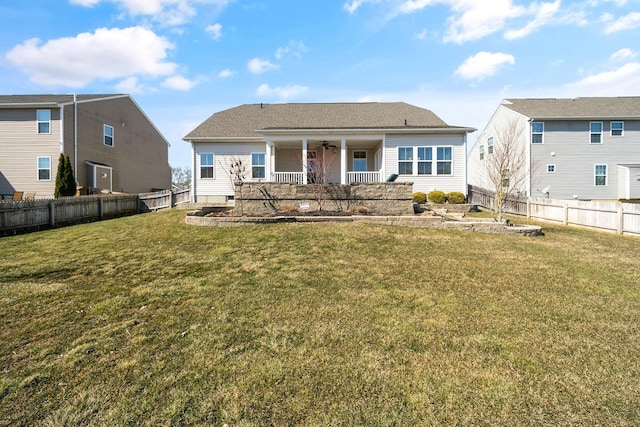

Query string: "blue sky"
[[1, 0, 639, 168]]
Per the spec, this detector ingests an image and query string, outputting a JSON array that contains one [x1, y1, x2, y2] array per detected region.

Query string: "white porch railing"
[[348, 171, 381, 183], [272, 172, 304, 184]]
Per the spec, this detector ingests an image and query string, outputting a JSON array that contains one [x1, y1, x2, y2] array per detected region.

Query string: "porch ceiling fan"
[[319, 141, 337, 150]]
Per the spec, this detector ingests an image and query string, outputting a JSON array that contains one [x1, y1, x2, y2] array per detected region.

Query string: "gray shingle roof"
[[0, 94, 125, 105], [502, 97, 640, 119], [184, 102, 470, 139]]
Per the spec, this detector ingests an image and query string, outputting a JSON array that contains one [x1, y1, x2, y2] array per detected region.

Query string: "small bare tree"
[[226, 157, 247, 215], [484, 119, 527, 223]]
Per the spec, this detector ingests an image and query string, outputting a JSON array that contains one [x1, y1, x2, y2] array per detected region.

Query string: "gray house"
[[184, 102, 475, 203], [468, 97, 640, 200], [0, 94, 171, 199]]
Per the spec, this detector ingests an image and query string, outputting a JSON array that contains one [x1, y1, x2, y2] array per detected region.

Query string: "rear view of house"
[[183, 102, 475, 203], [0, 94, 171, 199], [468, 97, 640, 200]]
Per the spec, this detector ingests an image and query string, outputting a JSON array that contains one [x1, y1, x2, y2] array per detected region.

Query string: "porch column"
[[265, 138, 272, 181], [380, 135, 386, 181], [340, 138, 347, 184], [302, 139, 308, 184]]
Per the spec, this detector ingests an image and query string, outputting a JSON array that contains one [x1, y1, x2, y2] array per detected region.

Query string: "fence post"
[[49, 200, 56, 227], [563, 201, 569, 225], [99, 198, 104, 220], [618, 204, 624, 235], [527, 198, 531, 219]]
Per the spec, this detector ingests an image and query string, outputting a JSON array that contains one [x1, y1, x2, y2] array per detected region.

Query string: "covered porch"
[[264, 136, 384, 185]]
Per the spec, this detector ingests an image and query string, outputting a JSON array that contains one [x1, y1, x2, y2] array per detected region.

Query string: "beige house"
[[0, 94, 171, 199], [184, 102, 475, 203]]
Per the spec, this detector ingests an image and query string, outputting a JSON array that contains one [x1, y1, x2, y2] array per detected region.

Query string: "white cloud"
[[247, 58, 279, 74], [218, 68, 235, 78], [604, 11, 640, 33], [504, 0, 561, 40], [70, 0, 232, 26], [415, 28, 428, 39], [5, 26, 176, 87], [162, 75, 197, 91], [206, 23, 222, 40], [455, 51, 515, 81], [443, 0, 527, 44], [115, 76, 146, 93], [256, 83, 308, 99], [398, 0, 438, 14], [344, 0, 371, 14], [610, 48, 637, 62], [274, 40, 308, 59], [569, 62, 640, 91]]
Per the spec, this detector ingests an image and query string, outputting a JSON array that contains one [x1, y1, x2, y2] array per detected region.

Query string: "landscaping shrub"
[[348, 205, 369, 214], [413, 192, 427, 204], [447, 192, 466, 204], [428, 190, 446, 204]]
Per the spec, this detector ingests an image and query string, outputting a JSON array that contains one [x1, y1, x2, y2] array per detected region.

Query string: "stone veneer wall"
[[234, 182, 414, 215]]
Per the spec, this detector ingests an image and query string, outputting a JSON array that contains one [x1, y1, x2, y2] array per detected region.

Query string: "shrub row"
[[413, 191, 467, 204]]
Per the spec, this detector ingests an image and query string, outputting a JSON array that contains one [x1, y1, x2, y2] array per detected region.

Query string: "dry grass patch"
[[1, 210, 639, 425]]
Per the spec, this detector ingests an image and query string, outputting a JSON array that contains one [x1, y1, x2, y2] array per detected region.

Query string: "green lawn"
[[1, 210, 639, 426]]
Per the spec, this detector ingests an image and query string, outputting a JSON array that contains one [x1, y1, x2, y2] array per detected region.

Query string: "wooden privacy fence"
[[468, 185, 640, 237], [1, 188, 191, 235]]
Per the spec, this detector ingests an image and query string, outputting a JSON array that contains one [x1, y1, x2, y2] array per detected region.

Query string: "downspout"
[[190, 141, 196, 203], [73, 93, 78, 184]]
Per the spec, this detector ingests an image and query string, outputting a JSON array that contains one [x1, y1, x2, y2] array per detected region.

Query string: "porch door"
[[307, 151, 318, 183]]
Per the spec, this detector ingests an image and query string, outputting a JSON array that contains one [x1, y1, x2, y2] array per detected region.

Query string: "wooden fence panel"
[[139, 190, 172, 212]]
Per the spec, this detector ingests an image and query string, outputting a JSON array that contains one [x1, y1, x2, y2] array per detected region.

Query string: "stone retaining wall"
[[234, 182, 414, 216]]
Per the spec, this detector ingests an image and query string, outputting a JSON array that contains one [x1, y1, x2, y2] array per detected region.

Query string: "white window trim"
[[37, 156, 52, 181], [37, 109, 51, 135], [417, 147, 432, 175], [487, 137, 494, 154], [200, 153, 215, 179], [398, 147, 413, 175], [251, 152, 266, 180], [436, 146, 453, 176], [531, 122, 544, 144], [590, 121, 603, 144], [104, 124, 114, 147], [546, 164, 556, 173], [611, 121, 624, 137], [594, 164, 607, 186], [479, 145, 484, 160]]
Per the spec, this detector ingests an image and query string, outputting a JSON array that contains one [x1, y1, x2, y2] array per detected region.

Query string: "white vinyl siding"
[[193, 142, 266, 202], [385, 134, 466, 194]]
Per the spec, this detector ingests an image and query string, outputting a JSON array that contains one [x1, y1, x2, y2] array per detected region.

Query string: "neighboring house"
[[183, 102, 475, 203], [0, 94, 171, 199], [468, 97, 640, 200]]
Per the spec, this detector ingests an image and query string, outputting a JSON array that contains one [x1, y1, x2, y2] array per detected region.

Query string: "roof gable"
[[0, 94, 126, 107], [502, 97, 640, 119], [184, 102, 470, 139]]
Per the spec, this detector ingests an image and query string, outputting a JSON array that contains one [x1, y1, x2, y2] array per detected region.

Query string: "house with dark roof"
[[0, 94, 171, 199], [183, 102, 475, 203], [468, 97, 640, 200]]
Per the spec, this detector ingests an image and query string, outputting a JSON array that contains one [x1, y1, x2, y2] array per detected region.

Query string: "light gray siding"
[[532, 120, 640, 199]]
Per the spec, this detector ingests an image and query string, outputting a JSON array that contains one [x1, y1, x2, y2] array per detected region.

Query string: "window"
[[436, 147, 452, 175], [37, 109, 51, 134], [502, 168, 511, 188], [200, 153, 214, 179], [37, 156, 51, 180], [398, 147, 413, 175], [353, 151, 367, 172], [479, 145, 484, 160], [547, 164, 556, 173], [417, 147, 432, 175], [251, 152, 265, 179], [487, 137, 494, 154], [104, 124, 114, 147], [611, 121, 624, 137], [531, 122, 544, 144], [595, 164, 607, 186], [590, 122, 603, 144]]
